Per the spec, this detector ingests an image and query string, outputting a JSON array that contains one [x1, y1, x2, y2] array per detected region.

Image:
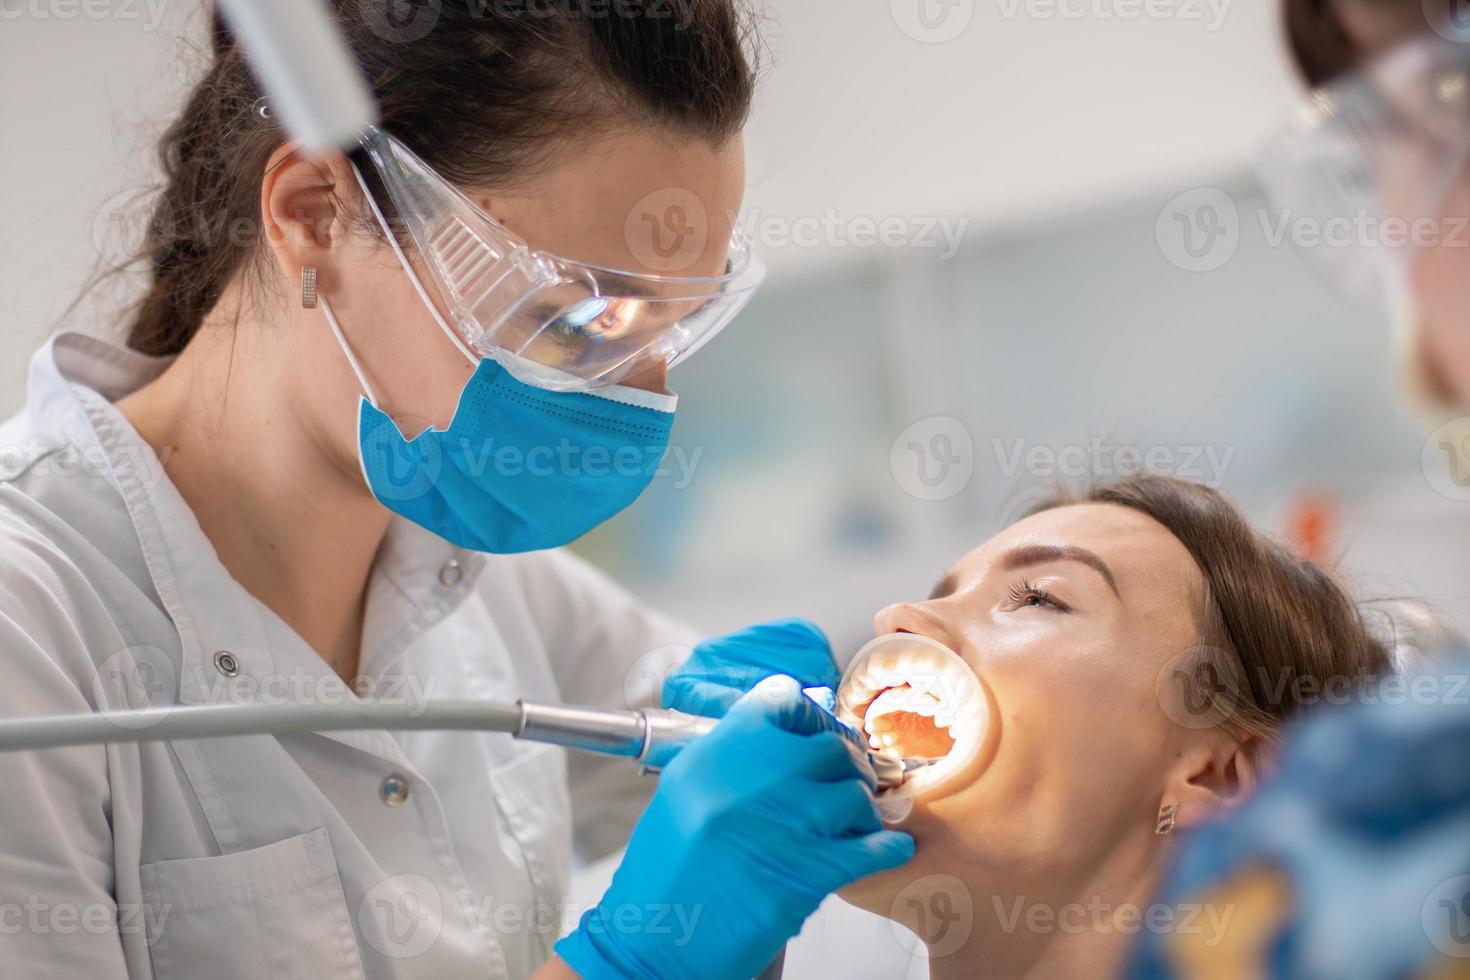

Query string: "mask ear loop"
[[318, 294, 384, 408], [347, 159, 481, 367]]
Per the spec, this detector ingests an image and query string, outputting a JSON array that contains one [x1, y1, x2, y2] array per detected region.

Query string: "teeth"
[[838, 633, 986, 779]]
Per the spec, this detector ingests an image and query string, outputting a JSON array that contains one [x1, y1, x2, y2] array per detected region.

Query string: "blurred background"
[[4, 2, 1469, 975]]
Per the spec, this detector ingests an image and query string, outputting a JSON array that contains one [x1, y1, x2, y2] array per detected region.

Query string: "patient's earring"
[[302, 266, 318, 309], [1155, 803, 1179, 836]]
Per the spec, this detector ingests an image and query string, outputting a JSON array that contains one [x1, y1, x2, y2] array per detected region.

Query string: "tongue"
[[864, 685, 957, 759]]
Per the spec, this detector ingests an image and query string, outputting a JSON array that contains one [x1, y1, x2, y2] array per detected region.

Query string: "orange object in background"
[[1285, 491, 1339, 565]]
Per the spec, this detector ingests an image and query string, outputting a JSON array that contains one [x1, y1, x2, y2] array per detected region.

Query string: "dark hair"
[[126, 0, 758, 357], [1284, 0, 1447, 86], [1038, 474, 1394, 750]]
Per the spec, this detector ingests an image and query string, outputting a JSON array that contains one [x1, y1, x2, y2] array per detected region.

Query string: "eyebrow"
[[927, 572, 957, 601], [997, 544, 1120, 598]]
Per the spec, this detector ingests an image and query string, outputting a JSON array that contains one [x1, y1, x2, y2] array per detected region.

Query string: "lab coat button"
[[438, 558, 464, 588], [380, 774, 411, 806], [213, 650, 240, 678]]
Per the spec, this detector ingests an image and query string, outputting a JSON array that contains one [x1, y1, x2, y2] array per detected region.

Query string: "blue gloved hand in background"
[[662, 618, 840, 718], [556, 675, 915, 980]]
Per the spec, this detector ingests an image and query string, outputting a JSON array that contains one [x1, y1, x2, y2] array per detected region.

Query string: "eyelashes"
[[1004, 580, 1071, 613]]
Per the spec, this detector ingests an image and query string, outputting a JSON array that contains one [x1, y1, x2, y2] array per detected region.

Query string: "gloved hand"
[[555, 675, 915, 980], [661, 618, 840, 718]]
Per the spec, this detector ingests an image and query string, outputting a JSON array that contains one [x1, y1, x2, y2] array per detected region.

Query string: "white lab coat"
[[0, 332, 699, 979]]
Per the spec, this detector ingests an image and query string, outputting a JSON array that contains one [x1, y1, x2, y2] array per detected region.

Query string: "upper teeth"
[[838, 634, 985, 758]]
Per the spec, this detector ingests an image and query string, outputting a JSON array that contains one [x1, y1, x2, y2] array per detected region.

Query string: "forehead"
[[952, 503, 1205, 607]]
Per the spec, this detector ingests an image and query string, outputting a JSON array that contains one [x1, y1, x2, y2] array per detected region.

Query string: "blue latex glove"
[[556, 675, 915, 980], [662, 618, 840, 718]]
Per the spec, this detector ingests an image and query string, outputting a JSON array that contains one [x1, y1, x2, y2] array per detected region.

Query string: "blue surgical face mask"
[[320, 296, 676, 554]]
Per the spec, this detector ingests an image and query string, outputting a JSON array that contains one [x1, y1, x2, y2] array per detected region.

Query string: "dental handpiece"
[[0, 700, 929, 790]]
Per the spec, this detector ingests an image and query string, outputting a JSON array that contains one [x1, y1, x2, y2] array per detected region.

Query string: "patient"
[[838, 474, 1395, 979]]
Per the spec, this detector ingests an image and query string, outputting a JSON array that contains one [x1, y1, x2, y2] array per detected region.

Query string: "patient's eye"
[[1005, 581, 1070, 613]]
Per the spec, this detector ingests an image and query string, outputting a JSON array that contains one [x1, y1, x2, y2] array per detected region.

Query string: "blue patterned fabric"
[[1129, 659, 1470, 979]]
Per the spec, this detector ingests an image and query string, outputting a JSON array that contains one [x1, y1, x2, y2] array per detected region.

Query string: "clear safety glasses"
[[1255, 33, 1470, 307], [352, 126, 766, 392]]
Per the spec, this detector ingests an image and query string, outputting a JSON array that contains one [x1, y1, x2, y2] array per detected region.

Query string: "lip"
[[838, 633, 1000, 815]]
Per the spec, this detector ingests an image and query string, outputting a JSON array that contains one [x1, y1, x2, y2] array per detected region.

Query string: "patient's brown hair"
[[1039, 474, 1394, 752]]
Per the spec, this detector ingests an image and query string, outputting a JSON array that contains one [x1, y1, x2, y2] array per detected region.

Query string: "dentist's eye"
[[1005, 581, 1069, 612]]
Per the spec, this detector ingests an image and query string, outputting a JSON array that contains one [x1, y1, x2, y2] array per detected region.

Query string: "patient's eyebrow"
[[998, 544, 1120, 598], [928, 572, 957, 600]]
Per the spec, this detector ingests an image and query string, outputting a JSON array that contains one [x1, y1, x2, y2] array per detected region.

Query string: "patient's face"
[[842, 503, 1206, 920]]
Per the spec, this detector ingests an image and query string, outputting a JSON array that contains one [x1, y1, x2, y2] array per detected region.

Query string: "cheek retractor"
[[838, 633, 989, 799]]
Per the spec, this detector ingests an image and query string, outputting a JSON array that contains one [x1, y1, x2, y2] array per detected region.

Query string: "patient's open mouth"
[[837, 633, 991, 802], [863, 684, 959, 759]]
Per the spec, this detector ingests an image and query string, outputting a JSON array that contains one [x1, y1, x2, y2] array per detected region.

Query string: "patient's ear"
[[1164, 734, 1265, 831]]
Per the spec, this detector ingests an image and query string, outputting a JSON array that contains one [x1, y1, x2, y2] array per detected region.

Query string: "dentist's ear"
[[1164, 734, 1266, 831], [259, 142, 356, 288]]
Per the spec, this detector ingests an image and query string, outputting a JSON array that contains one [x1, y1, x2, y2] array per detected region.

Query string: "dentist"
[[0, 3, 912, 978]]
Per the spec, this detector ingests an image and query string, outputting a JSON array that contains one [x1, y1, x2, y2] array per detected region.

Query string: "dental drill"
[[0, 697, 932, 790]]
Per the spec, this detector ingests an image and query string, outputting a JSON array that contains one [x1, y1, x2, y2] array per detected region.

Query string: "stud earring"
[[1156, 803, 1179, 836], [301, 266, 318, 309]]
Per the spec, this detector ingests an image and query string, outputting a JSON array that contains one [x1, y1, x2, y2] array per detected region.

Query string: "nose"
[[619, 359, 670, 395], [873, 600, 959, 650]]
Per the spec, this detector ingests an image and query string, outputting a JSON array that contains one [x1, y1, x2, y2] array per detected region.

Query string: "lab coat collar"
[[27, 332, 485, 760]]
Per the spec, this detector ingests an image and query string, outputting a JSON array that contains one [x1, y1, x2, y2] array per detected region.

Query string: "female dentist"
[[1131, 2, 1470, 976], [0, 3, 913, 979]]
